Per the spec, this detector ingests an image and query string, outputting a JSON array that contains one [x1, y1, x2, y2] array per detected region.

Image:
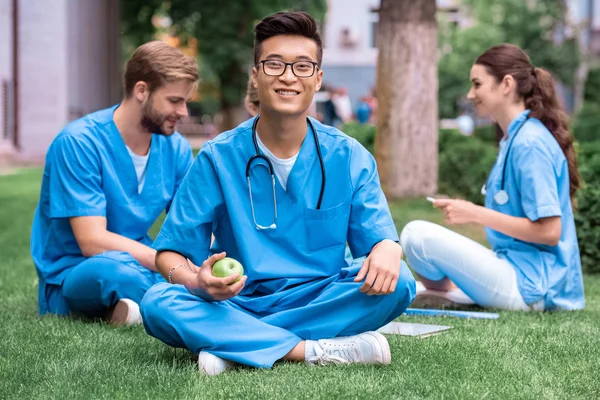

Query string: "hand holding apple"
[[184, 252, 247, 302], [212, 257, 244, 283]]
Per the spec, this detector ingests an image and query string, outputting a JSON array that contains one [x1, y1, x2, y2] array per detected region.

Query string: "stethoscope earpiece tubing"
[[248, 116, 326, 210], [484, 116, 529, 204]]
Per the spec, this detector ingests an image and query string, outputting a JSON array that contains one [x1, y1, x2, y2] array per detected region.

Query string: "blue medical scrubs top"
[[153, 117, 399, 313], [484, 110, 584, 310], [30, 105, 193, 293]]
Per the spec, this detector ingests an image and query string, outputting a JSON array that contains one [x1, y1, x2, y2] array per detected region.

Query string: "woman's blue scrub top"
[[30, 105, 193, 287], [153, 117, 399, 312], [485, 110, 585, 310]]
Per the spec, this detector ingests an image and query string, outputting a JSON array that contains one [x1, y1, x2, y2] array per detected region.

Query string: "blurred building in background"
[[2, 0, 598, 162], [322, 0, 599, 119], [570, 0, 600, 56], [321, 0, 468, 109], [319, 0, 378, 110], [0, 0, 120, 163]]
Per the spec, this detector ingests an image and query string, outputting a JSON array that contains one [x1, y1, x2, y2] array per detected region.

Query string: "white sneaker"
[[106, 298, 142, 326], [308, 331, 391, 366], [198, 351, 235, 376]]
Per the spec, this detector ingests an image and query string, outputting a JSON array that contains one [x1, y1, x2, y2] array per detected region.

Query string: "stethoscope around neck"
[[481, 116, 529, 205], [245, 116, 326, 230]]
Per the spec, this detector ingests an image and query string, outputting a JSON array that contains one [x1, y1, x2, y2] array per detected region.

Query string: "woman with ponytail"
[[401, 44, 584, 311]]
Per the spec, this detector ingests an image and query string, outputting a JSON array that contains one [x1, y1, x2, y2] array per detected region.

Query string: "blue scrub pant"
[[140, 260, 416, 368], [42, 251, 164, 317]]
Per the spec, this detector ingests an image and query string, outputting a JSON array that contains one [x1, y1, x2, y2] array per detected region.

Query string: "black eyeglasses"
[[258, 60, 318, 78]]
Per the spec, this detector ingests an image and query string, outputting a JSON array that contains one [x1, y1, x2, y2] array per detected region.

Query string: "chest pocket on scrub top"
[[304, 202, 350, 252]]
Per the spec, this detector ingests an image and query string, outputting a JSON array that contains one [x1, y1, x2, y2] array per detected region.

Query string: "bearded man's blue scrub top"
[[30, 105, 193, 316], [140, 117, 416, 368]]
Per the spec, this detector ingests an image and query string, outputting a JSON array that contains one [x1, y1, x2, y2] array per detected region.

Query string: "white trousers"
[[400, 220, 543, 311]]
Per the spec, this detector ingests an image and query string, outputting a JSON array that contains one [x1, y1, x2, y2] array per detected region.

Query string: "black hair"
[[254, 11, 323, 66]]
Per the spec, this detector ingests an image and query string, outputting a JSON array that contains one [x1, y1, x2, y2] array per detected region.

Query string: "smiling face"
[[252, 34, 323, 118], [136, 80, 195, 136], [467, 64, 516, 119]]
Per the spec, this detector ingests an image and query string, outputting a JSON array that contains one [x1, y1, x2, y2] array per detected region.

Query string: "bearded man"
[[30, 41, 199, 325]]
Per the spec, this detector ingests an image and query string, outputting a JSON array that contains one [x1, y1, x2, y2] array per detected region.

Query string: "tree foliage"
[[438, 0, 579, 118], [120, 0, 327, 124]]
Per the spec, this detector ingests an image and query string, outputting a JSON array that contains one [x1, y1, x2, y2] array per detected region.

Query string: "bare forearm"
[[155, 250, 197, 285], [80, 231, 157, 270], [474, 206, 560, 246]]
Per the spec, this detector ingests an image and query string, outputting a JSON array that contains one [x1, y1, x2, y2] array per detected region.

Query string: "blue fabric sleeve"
[[166, 137, 194, 213], [346, 141, 398, 258], [513, 142, 562, 221], [153, 143, 226, 265], [48, 135, 106, 219], [176, 139, 194, 186]]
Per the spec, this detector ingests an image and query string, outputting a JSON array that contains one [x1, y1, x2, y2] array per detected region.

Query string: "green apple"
[[212, 257, 244, 283]]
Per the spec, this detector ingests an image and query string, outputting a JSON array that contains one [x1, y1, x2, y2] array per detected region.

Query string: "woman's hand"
[[433, 199, 481, 225]]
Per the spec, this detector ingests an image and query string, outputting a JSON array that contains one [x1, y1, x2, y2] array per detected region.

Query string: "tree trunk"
[[375, 0, 438, 198], [573, 62, 589, 114], [573, 0, 594, 113], [217, 62, 251, 131], [220, 104, 249, 132]]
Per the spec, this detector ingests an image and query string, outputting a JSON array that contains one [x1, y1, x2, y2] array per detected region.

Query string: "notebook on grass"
[[377, 322, 452, 338]]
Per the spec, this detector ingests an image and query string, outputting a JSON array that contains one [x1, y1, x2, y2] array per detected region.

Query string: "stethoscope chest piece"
[[494, 190, 509, 205]]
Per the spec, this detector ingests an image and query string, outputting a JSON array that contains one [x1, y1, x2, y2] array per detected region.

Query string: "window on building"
[[371, 21, 378, 48], [370, 9, 379, 48], [318, 20, 327, 48]]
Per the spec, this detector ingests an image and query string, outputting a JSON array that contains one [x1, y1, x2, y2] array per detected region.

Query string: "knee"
[[96, 260, 153, 303], [391, 260, 417, 306], [140, 282, 174, 322], [140, 283, 172, 336], [370, 261, 416, 312], [99, 257, 148, 286], [66, 253, 147, 285], [140, 283, 199, 326], [401, 261, 417, 298], [362, 261, 416, 327], [400, 220, 428, 251], [400, 220, 439, 259], [140, 283, 197, 346]]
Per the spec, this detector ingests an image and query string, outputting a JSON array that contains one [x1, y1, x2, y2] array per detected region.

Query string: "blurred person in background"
[[364, 87, 378, 124], [356, 96, 372, 124], [332, 87, 353, 124], [321, 85, 341, 127], [30, 41, 199, 325], [244, 75, 261, 117], [401, 44, 584, 312]]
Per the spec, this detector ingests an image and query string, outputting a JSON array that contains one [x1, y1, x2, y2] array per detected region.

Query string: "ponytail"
[[475, 44, 581, 206], [527, 67, 580, 204]]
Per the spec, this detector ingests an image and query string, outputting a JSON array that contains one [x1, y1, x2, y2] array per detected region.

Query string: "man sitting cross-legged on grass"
[[140, 11, 416, 375], [30, 41, 198, 325]]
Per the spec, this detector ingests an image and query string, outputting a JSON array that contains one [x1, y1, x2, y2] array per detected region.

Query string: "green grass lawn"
[[1, 169, 599, 399]]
